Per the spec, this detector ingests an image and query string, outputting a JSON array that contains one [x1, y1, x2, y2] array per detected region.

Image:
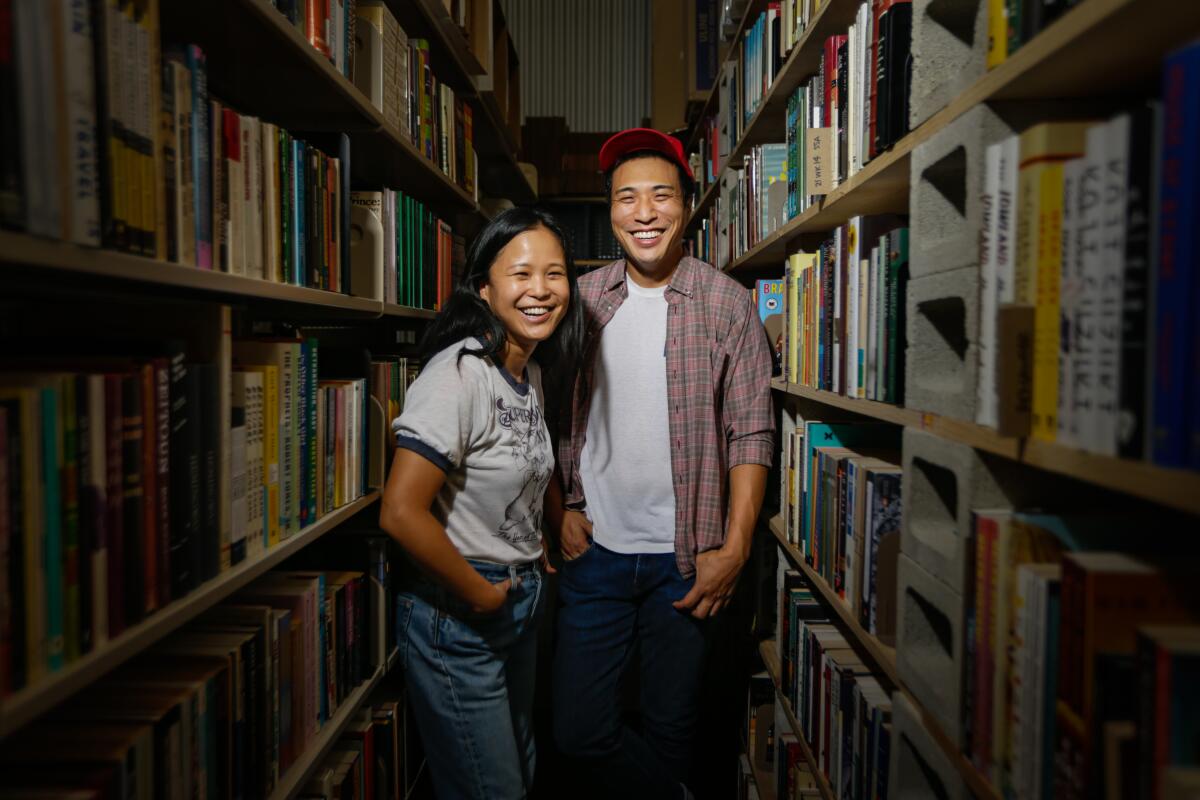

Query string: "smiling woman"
[[376, 206, 585, 800]]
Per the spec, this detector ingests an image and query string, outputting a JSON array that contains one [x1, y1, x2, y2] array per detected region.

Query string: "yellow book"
[[143, 0, 165, 260], [986, 0, 1008, 69], [1016, 122, 1090, 441], [242, 365, 280, 548], [787, 253, 802, 382]]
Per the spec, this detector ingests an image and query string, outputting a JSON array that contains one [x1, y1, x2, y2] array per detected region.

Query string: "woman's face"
[[479, 225, 570, 352]]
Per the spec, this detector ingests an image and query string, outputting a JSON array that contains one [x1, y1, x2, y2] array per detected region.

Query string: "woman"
[[379, 207, 583, 799]]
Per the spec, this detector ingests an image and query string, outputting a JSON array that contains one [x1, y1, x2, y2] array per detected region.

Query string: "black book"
[[120, 371, 144, 625], [89, 0, 127, 250], [873, 4, 891, 153], [337, 133, 351, 295], [1, 398, 26, 690], [168, 353, 199, 597], [837, 38, 849, 184], [1024, 0, 1067, 43], [0, 0, 21, 228], [1117, 102, 1161, 460], [153, 360, 171, 603], [884, 2, 913, 149], [72, 374, 93, 656], [196, 362, 220, 583], [161, 61, 178, 263]]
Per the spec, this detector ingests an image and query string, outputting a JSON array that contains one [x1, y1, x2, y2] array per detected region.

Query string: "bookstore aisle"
[[0, 0, 532, 797], [714, 0, 1200, 799]]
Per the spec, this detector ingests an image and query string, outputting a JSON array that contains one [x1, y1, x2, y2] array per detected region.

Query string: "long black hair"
[[419, 206, 585, 376]]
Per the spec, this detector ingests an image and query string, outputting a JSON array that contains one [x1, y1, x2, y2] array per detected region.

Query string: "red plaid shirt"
[[559, 256, 775, 577]]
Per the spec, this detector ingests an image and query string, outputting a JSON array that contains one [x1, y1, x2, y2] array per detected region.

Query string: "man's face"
[[609, 156, 687, 274]]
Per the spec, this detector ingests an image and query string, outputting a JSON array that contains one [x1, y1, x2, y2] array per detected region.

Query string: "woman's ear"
[[479, 283, 490, 305]]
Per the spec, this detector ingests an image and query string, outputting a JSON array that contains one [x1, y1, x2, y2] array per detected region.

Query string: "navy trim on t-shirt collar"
[[473, 337, 529, 396]]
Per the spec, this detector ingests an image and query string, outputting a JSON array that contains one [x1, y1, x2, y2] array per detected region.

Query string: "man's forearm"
[[723, 463, 768, 561]]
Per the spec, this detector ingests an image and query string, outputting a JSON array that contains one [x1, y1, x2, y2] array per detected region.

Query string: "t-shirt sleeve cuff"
[[396, 434, 455, 473]]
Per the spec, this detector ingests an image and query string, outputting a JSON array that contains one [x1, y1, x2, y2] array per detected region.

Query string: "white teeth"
[[633, 230, 662, 240], [520, 307, 549, 316]]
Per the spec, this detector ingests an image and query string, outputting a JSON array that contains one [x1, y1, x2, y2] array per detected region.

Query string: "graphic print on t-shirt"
[[496, 397, 551, 544]]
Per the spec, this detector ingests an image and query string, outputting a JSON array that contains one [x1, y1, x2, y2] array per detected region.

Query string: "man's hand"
[[560, 510, 594, 560], [672, 546, 747, 619]]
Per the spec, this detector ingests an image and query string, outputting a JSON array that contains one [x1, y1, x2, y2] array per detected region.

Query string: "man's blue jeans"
[[553, 542, 709, 798], [398, 559, 545, 800]]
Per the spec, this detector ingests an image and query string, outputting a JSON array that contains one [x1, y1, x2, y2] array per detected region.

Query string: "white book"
[[1094, 113, 1129, 456], [866, 244, 878, 399], [243, 369, 265, 558], [1075, 124, 1106, 451], [994, 136, 1020, 305], [860, 2, 871, 169], [977, 141, 1002, 427], [57, 0, 101, 245], [230, 415, 247, 559], [241, 116, 257, 279], [397, 22, 410, 143], [1057, 159, 1085, 447]]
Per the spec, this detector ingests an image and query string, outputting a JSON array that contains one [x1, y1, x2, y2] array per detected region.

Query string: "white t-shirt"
[[579, 276, 677, 553], [392, 339, 550, 564]]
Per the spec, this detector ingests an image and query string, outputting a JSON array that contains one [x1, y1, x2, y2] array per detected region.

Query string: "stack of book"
[[300, 693, 421, 799], [0, 329, 376, 702], [953, 511, 1200, 799], [775, 576, 894, 800], [274, 0, 358, 80], [778, 217, 909, 403], [0, 566, 378, 798], [351, 190, 456, 310], [354, 1, 477, 195], [778, 413, 902, 643], [976, 44, 1200, 472]]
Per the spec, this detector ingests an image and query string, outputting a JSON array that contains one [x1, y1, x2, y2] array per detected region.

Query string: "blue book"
[[186, 46, 211, 269], [1154, 41, 1200, 467], [294, 142, 306, 286]]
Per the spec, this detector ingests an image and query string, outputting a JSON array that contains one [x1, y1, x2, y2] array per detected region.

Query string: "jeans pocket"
[[562, 539, 596, 565]]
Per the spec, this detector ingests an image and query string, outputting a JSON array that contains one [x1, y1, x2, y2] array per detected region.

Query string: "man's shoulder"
[[686, 258, 753, 313]]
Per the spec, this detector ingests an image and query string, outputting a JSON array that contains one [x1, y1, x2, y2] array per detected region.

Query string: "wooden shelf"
[[743, 744, 777, 800], [771, 379, 1200, 516], [0, 491, 381, 738], [758, 640, 835, 800], [269, 663, 386, 799], [0, 232, 389, 315], [382, 303, 438, 320], [765, 516, 1001, 800], [703, 0, 1200, 266], [767, 516, 898, 685]]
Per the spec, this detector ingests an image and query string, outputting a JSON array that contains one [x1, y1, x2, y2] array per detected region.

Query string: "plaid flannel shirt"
[[558, 256, 775, 577]]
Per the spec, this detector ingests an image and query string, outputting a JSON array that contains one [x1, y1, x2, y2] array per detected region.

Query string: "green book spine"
[[59, 376, 80, 663], [41, 387, 65, 672]]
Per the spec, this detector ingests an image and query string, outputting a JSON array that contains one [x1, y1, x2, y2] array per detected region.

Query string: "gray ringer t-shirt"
[[392, 339, 550, 564]]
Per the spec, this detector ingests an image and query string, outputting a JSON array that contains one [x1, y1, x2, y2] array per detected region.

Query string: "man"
[[547, 128, 774, 798]]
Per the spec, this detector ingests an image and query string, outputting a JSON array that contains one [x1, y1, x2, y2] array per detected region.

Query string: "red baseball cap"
[[599, 128, 694, 180]]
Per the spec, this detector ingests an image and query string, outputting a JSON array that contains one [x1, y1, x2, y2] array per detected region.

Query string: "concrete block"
[[889, 690, 969, 800], [904, 265, 979, 421], [896, 554, 964, 747], [909, 104, 1017, 279], [909, 0, 989, 129], [900, 427, 1019, 594]]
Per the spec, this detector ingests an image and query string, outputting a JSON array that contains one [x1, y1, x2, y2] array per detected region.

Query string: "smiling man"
[[547, 128, 774, 799]]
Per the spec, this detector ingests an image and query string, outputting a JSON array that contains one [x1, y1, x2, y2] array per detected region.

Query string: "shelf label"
[[806, 128, 833, 196]]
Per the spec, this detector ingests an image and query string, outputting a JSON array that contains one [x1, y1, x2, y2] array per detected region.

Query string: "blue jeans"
[[553, 542, 709, 799], [398, 559, 545, 800]]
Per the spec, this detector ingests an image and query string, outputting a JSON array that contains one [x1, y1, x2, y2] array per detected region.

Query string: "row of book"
[[773, 590, 894, 800], [274, 0, 358, 82], [353, 0, 478, 194], [778, 414, 902, 644], [744, 675, 824, 800], [351, 190, 456, 310], [0, 565, 381, 799], [975, 42, 1200, 471], [773, 219, 910, 403], [298, 694, 424, 800], [986, 0, 1080, 70], [699, 142, 790, 269], [0, 328, 408, 699]]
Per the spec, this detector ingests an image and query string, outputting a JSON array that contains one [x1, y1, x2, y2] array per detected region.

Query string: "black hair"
[[419, 206, 585, 377], [603, 149, 696, 205]]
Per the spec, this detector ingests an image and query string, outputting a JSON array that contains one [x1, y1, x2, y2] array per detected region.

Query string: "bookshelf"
[[766, 517, 1001, 800], [685, 0, 770, 156], [772, 378, 1200, 516], [758, 640, 836, 800], [268, 663, 387, 800], [0, 491, 381, 739], [703, 0, 1200, 272]]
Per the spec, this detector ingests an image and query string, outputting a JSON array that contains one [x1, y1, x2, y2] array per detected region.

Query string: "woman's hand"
[[560, 510, 594, 560], [467, 577, 512, 614]]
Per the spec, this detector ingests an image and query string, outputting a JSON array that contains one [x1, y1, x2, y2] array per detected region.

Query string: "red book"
[[104, 373, 125, 637], [306, 0, 330, 56], [140, 363, 157, 614], [823, 35, 846, 128], [153, 360, 170, 607]]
